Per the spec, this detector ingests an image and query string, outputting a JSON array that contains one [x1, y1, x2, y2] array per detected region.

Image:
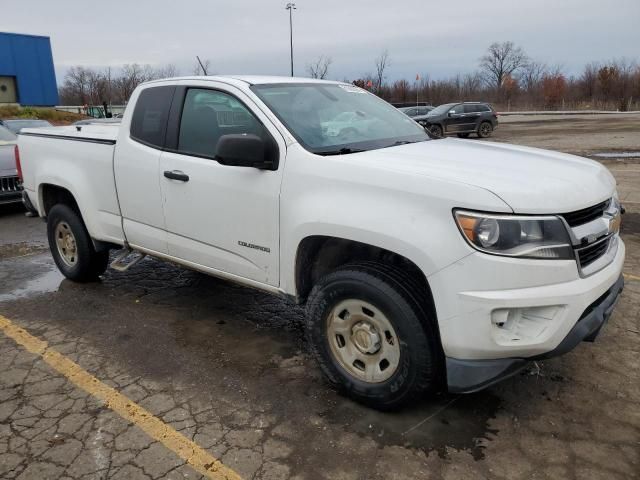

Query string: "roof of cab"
[[143, 75, 345, 87]]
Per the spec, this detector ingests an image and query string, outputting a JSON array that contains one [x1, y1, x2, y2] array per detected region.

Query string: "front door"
[[158, 84, 285, 286], [444, 104, 466, 133]]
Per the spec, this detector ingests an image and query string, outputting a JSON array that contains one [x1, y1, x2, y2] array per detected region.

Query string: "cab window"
[[177, 88, 270, 159], [130, 86, 175, 148]]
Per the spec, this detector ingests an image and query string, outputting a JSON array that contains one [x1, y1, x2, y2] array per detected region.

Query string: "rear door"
[[463, 104, 483, 131], [158, 83, 285, 286], [114, 85, 175, 254]]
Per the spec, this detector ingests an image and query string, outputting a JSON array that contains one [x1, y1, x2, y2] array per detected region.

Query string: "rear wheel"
[[305, 263, 441, 410], [47, 204, 109, 282], [478, 121, 493, 138]]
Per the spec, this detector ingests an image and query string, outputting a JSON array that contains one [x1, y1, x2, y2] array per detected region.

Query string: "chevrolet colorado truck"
[[17, 76, 625, 409]]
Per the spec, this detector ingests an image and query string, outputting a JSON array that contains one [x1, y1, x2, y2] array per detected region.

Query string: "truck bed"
[[21, 124, 119, 144], [19, 124, 125, 246]]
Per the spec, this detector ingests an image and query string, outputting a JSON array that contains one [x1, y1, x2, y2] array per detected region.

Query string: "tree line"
[[59, 42, 640, 111], [349, 43, 640, 111]]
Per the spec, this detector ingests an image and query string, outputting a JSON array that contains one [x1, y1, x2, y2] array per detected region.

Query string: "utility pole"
[[285, 3, 296, 77]]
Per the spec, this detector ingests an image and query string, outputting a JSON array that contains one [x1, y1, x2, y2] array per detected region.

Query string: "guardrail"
[[497, 110, 640, 116]]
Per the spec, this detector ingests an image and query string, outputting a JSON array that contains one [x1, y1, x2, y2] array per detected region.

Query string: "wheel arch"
[[294, 235, 437, 316], [39, 183, 80, 217], [39, 183, 116, 252]]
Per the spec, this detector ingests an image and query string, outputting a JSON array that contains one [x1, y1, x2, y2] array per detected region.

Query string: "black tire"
[[305, 262, 442, 410], [477, 121, 493, 138], [428, 124, 443, 138], [47, 204, 109, 282], [457, 133, 470, 138]]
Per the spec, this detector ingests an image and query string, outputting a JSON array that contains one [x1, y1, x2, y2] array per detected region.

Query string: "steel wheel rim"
[[55, 221, 78, 267], [326, 299, 401, 383]]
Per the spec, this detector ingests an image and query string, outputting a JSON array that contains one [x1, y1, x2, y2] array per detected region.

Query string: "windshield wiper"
[[316, 147, 366, 156], [385, 140, 425, 148]]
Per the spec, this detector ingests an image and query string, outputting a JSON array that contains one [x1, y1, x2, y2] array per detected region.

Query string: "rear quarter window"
[[130, 86, 175, 148]]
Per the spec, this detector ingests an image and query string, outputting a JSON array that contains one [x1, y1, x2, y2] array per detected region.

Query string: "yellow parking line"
[[624, 273, 640, 282], [0, 315, 242, 480]]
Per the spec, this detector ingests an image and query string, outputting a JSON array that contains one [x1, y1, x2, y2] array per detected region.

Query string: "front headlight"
[[454, 210, 574, 259]]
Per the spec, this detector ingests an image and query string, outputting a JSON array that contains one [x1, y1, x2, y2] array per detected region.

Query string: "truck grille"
[[561, 200, 610, 227], [0, 176, 21, 193], [576, 236, 611, 269]]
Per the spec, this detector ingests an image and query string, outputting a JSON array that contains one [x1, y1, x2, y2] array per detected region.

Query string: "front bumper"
[[446, 274, 624, 393], [427, 234, 625, 393], [0, 191, 22, 205]]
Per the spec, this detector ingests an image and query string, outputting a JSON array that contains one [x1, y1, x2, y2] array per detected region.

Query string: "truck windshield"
[[251, 83, 429, 155]]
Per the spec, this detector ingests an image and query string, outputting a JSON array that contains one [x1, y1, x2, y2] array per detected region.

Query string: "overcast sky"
[[2, 0, 639, 83]]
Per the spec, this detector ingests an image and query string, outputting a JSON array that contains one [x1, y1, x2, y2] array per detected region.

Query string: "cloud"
[[6, 0, 640, 83]]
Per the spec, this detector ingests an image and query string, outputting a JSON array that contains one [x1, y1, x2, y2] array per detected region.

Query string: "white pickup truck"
[[18, 76, 625, 409]]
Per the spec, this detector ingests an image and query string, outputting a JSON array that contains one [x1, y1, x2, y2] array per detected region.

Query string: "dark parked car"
[[0, 119, 53, 134], [398, 105, 434, 126], [423, 102, 498, 138]]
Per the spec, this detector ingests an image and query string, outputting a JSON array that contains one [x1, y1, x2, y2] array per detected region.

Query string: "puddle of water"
[[322, 391, 500, 460], [592, 152, 640, 158], [0, 267, 64, 302], [0, 242, 48, 260]]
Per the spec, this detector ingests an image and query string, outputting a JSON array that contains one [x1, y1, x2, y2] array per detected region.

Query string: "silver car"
[[398, 105, 434, 126], [0, 125, 22, 206], [0, 119, 53, 134]]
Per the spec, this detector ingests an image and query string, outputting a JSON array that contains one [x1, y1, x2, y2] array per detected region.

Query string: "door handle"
[[163, 170, 189, 182]]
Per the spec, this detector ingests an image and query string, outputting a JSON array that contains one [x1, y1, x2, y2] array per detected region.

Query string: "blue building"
[[0, 32, 58, 106]]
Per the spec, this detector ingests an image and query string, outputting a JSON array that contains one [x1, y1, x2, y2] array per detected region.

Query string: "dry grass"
[[0, 106, 86, 125]]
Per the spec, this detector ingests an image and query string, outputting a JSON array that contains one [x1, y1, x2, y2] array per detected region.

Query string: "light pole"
[[285, 3, 296, 77]]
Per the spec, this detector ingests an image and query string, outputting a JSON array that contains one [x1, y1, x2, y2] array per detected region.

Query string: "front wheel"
[[305, 263, 441, 410], [477, 121, 493, 138], [47, 204, 109, 282], [428, 124, 443, 138]]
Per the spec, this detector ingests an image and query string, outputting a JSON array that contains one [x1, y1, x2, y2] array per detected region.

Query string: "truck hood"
[[354, 139, 616, 213]]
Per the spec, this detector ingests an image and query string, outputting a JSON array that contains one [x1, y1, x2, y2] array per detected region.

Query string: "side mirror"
[[215, 134, 277, 170], [448, 111, 455, 117]]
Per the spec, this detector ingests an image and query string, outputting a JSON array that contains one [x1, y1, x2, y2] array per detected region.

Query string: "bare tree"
[[580, 62, 599, 100], [521, 61, 547, 91], [479, 41, 528, 89], [153, 64, 179, 80], [374, 50, 390, 93], [115, 64, 154, 102], [306, 55, 332, 79], [542, 72, 567, 108]]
